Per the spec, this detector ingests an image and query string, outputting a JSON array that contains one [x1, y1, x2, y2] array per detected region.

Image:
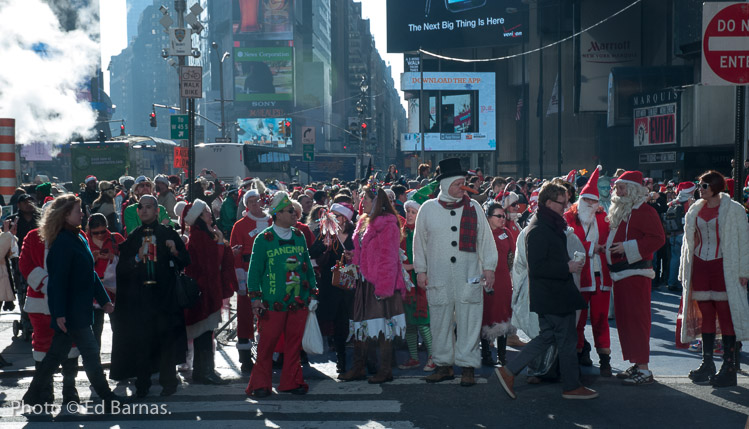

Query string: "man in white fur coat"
[[605, 170, 665, 385], [413, 158, 498, 387]]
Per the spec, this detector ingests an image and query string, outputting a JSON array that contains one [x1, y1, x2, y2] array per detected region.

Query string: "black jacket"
[[525, 208, 586, 315]]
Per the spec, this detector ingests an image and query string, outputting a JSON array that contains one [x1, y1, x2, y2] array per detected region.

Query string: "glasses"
[[489, 214, 506, 219], [700, 183, 710, 190], [90, 230, 107, 236], [510, 202, 518, 207], [549, 199, 567, 206]]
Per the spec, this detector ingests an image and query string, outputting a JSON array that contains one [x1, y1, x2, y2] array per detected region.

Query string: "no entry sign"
[[702, 2, 749, 85]]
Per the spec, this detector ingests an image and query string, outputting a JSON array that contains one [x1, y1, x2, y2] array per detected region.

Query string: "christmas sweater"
[[247, 226, 318, 312]]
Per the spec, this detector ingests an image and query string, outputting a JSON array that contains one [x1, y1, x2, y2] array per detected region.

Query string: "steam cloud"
[[0, 0, 101, 145]]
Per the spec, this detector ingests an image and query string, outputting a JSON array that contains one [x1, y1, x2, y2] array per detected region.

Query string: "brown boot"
[[460, 367, 476, 387], [368, 338, 394, 384], [425, 365, 455, 383], [338, 341, 367, 382]]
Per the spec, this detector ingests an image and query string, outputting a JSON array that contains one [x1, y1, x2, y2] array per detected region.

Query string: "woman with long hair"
[[23, 194, 120, 407], [177, 199, 236, 385], [481, 203, 516, 366], [339, 185, 407, 384], [679, 171, 749, 388]]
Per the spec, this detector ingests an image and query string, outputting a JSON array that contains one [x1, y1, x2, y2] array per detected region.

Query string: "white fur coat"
[[678, 194, 749, 342]]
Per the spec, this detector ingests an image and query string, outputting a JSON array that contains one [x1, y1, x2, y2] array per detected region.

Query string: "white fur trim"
[[243, 189, 260, 206], [32, 347, 79, 362], [580, 193, 599, 201], [174, 201, 187, 219], [236, 341, 253, 350], [622, 239, 642, 264], [692, 291, 729, 301], [330, 203, 354, 220], [481, 321, 513, 340], [185, 199, 208, 226], [23, 296, 50, 315], [26, 267, 47, 290], [186, 310, 221, 340], [348, 313, 407, 342], [610, 268, 655, 282]]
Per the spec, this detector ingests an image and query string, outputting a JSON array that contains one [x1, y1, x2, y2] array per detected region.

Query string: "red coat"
[[230, 214, 271, 271], [564, 208, 613, 292], [19, 228, 48, 315], [184, 228, 236, 327], [605, 202, 665, 281], [295, 221, 315, 248]]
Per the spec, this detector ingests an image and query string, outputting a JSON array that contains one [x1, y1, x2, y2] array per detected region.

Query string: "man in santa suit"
[[19, 228, 80, 405], [563, 167, 613, 377], [605, 171, 665, 385], [230, 189, 271, 373]]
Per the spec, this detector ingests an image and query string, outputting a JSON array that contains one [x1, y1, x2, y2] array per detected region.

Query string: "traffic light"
[[120, 123, 126, 136], [284, 120, 291, 138], [278, 120, 285, 136], [149, 111, 157, 127], [360, 122, 368, 139]]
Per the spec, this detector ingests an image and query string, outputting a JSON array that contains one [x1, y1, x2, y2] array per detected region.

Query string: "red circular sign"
[[703, 3, 749, 84]]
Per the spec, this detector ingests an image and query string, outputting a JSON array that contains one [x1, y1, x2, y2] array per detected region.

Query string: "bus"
[[195, 143, 292, 184], [69, 136, 180, 185]]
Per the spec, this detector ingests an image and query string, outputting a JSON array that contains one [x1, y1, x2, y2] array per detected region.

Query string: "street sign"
[[303, 144, 315, 153], [702, 2, 749, 85], [303, 152, 315, 162], [301, 126, 316, 145], [171, 114, 189, 139], [170, 28, 192, 56], [173, 147, 188, 169], [180, 65, 202, 98]]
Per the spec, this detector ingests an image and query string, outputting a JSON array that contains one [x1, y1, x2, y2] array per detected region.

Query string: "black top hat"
[[435, 158, 467, 181]]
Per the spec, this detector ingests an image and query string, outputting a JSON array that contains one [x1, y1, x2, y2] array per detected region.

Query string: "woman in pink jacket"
[[339, 185, 407, 384]]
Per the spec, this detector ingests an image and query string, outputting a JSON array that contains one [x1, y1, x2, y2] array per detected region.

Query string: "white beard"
[[607, 183, 648, 229], [508, 212, 520, 221], [577, 201, 597, 226]]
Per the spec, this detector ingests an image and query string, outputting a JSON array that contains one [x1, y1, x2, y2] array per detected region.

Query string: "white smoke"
[[0, 0, 101, 144]]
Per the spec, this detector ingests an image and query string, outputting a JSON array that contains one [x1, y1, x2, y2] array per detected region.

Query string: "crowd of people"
[[0, 158, 747, 407]]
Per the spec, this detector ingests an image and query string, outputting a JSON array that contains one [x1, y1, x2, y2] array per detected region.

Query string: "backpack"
[[664, 202, 686, 233]]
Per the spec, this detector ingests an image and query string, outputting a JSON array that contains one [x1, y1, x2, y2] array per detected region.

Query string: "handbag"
[[101, 256, 118, 292], [175, 270, 201, 309], [302, 309, 324, 355], [331, 254, 357, 290]]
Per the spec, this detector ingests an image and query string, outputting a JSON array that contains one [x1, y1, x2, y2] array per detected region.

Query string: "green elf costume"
[[245, 191, 318, 397]]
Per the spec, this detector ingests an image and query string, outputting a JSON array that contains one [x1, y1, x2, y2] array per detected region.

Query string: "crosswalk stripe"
[[0, 420, 418, 428]]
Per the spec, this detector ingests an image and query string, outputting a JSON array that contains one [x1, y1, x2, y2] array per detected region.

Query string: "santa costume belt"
[[607, 260, 652, 273]]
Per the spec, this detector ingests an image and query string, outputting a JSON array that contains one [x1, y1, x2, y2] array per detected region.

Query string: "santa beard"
[[577, 200, 597, 226], [607, 183, 648, 229]]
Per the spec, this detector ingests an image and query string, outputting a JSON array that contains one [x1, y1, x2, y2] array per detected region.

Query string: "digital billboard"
[[386, 0, 526, 53], [237, 117, 292, 147], [233, 0, 293, 40], [400, 72, 495, 152], [234, 47, 293, 103]]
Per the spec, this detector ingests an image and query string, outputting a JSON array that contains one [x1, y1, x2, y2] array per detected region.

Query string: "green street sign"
[[303, 144, 315, 153], [171, 115, 189, 140], [303, 152, 314, 162]]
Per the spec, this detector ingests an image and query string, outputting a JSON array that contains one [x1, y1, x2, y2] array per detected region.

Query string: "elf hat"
[[579, 166, 601, 201]]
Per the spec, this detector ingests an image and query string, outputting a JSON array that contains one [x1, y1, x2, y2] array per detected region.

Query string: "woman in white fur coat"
[[678, 170, 749, 388]]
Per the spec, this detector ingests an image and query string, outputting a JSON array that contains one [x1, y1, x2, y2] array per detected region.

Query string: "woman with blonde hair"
[[338, 185, 407, 384], [23, 194, 121, 407]]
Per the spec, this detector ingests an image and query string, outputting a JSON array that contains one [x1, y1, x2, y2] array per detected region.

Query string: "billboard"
[[233, 47, 293, 103], [233, 0, 293, 40], [386, 0, 526, 53], [400, 72, 495, 152], [237, 117, 292, 147], [633, 89, 680, 147]]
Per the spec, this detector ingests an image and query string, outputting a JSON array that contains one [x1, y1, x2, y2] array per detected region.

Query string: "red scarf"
[[438, 195, 477, 252]]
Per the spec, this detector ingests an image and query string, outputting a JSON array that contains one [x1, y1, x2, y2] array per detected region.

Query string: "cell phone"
[[1, 206, 11, 221]]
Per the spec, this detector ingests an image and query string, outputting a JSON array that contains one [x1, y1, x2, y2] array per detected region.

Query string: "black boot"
[[497, 336, 507, 366], [199, 349, 229, 385], [689, 333, 715, 383], [736, 341, 742, 372], [481, 339, 497, 366], [578, 340, 593, 367], [238, 349, 254, 374], [0, 353, 11, 368], [712, 335, 737, 388], [599, 353, 612, 377], [61, 358, 80, 406]]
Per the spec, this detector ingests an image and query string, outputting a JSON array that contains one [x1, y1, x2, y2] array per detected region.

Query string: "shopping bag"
[[302, 310, 324, 355]]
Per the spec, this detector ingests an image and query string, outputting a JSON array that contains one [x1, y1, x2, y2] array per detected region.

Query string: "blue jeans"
[[24, 326, 112, 402], [668, 234, 683, 287]]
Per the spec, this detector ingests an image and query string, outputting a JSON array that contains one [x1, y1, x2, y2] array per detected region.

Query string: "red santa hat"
[[676, 182, 696, 195], [565, 170, 577, 184], [176, 199, 208, 226], [496, 191, 519, 209], [85, 175, 97, 184], [615, 171, 644, 187], [529, 188, 539, 212], [330, 203, 354, 221], [579, 166, 601, 201], [243, 189, 261, 207]]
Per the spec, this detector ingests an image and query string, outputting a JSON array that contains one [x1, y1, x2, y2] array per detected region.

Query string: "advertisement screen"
[[632, 90, 680, 147], [233, 0, 293, 40], [234, 47, 293, 102], [237, 118, 292, 147], [401, 72, 495, 152], [386, 0, 526, 53]]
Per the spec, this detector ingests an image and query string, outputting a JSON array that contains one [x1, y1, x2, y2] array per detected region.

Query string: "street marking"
[[0, 421, 418, 428], [161, 399, 402, 414]]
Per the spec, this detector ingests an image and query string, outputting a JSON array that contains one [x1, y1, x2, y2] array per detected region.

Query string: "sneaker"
[[562, 386, 599, 400], [494, 367, 516, 399], [622, 369, 654, 386], [423, 356, 436, 372], [398, 358, 420, 370], [615, 364, 639, 379], [689, 341, 702, 352]]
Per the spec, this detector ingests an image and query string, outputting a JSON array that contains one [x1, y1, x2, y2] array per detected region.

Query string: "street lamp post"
[[211, 42, 230, 139], [357, 75, 369, 179]]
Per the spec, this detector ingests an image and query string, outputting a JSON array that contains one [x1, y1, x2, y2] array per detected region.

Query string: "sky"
[[99, 0, 405, 107]]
